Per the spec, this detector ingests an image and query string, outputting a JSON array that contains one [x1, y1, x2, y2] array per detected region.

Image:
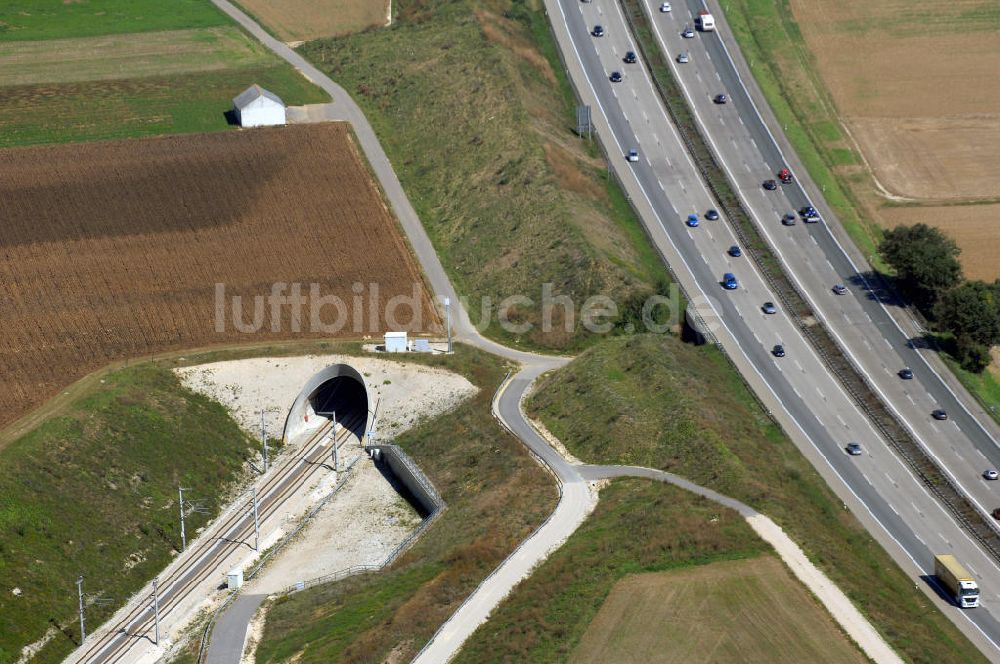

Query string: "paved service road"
[[548, 0, 1000, 654], [645, 0, 1000, 551]]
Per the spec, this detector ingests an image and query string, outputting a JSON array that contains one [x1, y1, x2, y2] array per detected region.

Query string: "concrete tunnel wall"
[[283, 363, 371, 443]]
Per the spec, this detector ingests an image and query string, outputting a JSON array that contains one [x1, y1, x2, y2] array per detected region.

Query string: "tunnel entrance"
[[284, 364, 370, 443]]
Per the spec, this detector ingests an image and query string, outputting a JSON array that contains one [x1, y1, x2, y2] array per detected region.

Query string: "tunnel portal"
[[283, 364, 370, 443]]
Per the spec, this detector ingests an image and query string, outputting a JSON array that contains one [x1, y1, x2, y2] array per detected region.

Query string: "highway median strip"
[[620, 0, 1000, 564]]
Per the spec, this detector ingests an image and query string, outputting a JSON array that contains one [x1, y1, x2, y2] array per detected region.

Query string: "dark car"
[[592, 25, 605, 37], [624, 51, 637, 64], [763, 179, 778, 191], [728, 245, 742, 257], [832, 284, 848, 295], [993, 507, 1000, 521], [932, 409, 948, 421], [762, 301, 777, 315], [610, 71, 623, 83], [706, 209, 720, 220], [686, 213, 700, 228], [723, 273, 738, 290], [898, 368, 913, 380], [800, 206, 821, 222], [781, 213, 796, 226], [846, 442, 862, 456], [714, 93, 728, 104], [772, 344, 786, 358]]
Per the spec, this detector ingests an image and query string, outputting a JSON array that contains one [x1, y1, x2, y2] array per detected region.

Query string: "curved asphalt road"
[[548, 0, 1000, 653], [174, 3, 962, 663]]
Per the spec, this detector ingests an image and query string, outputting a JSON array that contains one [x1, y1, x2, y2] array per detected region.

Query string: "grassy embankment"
[[0, 363, 256, 664], [0, 0, 328, 147], [523, 334, 985, 663], [718, 0, 1000, 424], [252, 342, 556, 663], [458, 481, 865, 664], [299, 0, 673, 352]]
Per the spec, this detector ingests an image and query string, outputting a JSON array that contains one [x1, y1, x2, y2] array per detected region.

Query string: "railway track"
[[73, 411, 364, 664]]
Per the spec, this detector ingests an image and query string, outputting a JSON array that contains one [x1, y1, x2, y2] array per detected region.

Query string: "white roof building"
[[384, 331, 408, 353], [233, 84, 286, 128]]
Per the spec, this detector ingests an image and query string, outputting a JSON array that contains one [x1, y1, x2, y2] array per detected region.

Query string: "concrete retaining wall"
[[368, 443, 444, 517]]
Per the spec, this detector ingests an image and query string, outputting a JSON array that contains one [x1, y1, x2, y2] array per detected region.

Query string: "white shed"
[[233, 84, 286, 128], [384, 331, 408, 353]]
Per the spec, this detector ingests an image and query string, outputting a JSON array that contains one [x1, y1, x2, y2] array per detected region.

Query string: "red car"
[[993, 507, 1000, 520], [778, 168, 792, 184]]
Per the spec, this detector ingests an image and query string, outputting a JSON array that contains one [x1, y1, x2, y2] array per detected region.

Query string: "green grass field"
[[527, 334, 986, 663], [569, 555, 866, 664], [0, 363, 255, 664], [455, 479, 771, 662], [299, 0, 672, 351], [0, 7, 328, 148], [0, 0, 228, 41]]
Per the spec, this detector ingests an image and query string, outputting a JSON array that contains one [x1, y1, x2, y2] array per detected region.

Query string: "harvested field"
[[880, 203, 1000, 281], [0, 27, 274, 87], [236, 0, 389, 41], [0, 124, 436, 440], [571, 556, 866, 664], [790, 0, 1000, 202]]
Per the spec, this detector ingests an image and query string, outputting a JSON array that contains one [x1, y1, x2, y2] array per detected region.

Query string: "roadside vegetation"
[[0, 363, 256, 664], [717, 0, 1000, 418], [458, 480, 864, 664], [528, 334, 986, 663], [253, 343, 556, 663], [0, 3, 327, 148], [299, 0, 673, 351]]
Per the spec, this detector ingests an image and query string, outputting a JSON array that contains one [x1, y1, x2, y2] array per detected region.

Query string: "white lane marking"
[[815, 387, 825, 400], [889, 503, 900, 516]]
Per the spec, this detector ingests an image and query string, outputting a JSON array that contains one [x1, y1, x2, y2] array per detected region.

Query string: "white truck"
[[934, 554, 980, 608], [696, 10, 716, 31]]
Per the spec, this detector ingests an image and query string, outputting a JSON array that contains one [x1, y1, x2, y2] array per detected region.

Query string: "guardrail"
[[619, 0, 1000, 562]]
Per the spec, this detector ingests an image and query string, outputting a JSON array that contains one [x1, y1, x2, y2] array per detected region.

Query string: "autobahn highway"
[[645, 0, 1000, 547], [550, 0, 1000, 652]]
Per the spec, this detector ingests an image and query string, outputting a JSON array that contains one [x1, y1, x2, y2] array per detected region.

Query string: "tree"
[[955, 336, 993, 373], [880, 224, 962, 311], [934, 281, 1000, 349]]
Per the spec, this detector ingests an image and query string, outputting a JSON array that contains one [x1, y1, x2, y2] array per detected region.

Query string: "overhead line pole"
[[76, 575, 86, 644]]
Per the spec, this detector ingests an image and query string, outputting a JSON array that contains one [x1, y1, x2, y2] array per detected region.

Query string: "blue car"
[[728, 245, 742, 257], [686, 213, 699, 227], [723, 273, 738, 290]]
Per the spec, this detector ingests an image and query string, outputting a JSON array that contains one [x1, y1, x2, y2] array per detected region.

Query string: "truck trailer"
[[696, 11, 716, 31], [934, 554, 980, 608]]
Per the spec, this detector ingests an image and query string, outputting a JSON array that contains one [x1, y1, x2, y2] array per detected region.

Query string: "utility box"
[[384, 331, 408, 353], [227, 568, 244, 590]]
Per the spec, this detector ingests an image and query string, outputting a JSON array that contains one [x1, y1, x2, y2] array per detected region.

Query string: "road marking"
[[837, 415, 847, 427], [889, 503, 900, 516], [643, 111, 648, 123], [750, 138, 758, 149], [658, 180, 665, 191], [715, 71, 721, 81], [811, 235, 819, 245], [793, 360, 803, 372], [861, 471, 873, 486], [738, 116, 744, 125], [815, 387, 825, 400], [906, 394, 915, 405], [939, 532, 950, 545], [911, 502, 924, 517], [884, 472, 897, 487]]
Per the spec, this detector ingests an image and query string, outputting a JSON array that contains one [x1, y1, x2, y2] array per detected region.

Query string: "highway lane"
[[557, 0, 1000, 650], [646, 0, 1000, 522]]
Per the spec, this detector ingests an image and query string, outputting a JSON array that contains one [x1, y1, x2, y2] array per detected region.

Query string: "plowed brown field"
[[0, 124, 435, 436]]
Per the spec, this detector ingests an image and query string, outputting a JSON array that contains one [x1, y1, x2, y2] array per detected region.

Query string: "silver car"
[[677, 52, 690, 64]]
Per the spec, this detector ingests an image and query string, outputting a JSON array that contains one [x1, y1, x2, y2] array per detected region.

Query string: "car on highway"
[[686, 213, 700, 227], [832, 284, 848, 295], [592, 25, 604, 37], [714, 93, 728, 104], [772, 344, 786, 358], [932, 409, 949, 421], [723, 273, 738, 290], [778, 168, 793, 184], [763, 179, 777, 190], [682, 25, 694, 38], [706, 208, 719, 220], [762, 301, 777, 314], [677, 52, 690, 64], [985, 469, 999, 481], [624, 51, 637, 64], [993, 507, 1000, 520], [781, 212, 796, 226], [846, 442, 862, 456], [800, 206, 821, 223], [610, 71, 623, 83], [728, 245, 742, 257], [627, 149, 639, 162], [899, 367, 914, 380], [660, 1, 672, 11]]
